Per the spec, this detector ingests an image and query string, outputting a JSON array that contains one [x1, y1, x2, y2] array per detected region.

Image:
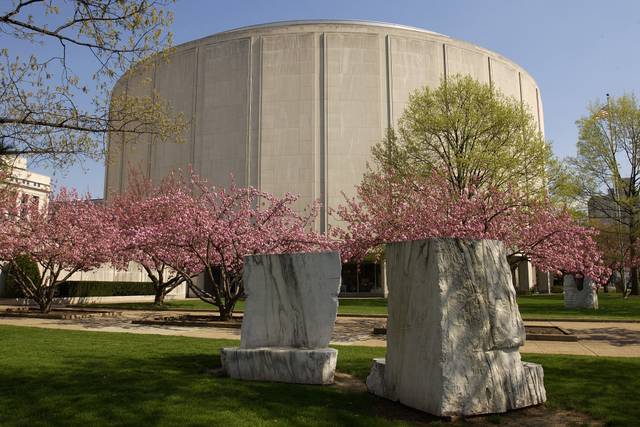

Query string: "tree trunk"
[[40, 298, 52, 313], [218, 304, 230, 321], [631, 266, 639, 296], [629, 235, 639, 295], [35, 292, 52, 313], [153, 286, 166, 305]]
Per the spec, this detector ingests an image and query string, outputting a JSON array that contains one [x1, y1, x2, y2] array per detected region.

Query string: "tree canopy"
[[569, 93, 640, 294], [373, 75, 550, 198], [0, 0, 186, 166]]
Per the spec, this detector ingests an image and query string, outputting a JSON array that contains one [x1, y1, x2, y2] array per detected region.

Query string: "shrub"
[[57, 281, 155, 298], [551, 285, 564, 294]]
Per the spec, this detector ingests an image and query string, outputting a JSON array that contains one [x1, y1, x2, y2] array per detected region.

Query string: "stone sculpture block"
[[221, 251, 342, 385], [221, 347, 337, 384], [366, 238, 546, 416], [563, 275, 598, 309], [240, 251, 341, 349]]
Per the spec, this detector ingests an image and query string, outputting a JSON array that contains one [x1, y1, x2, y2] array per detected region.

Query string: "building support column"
[[517, 259, 533, 295], [536, 270, 551, 294], [381, 260, 388, 298]]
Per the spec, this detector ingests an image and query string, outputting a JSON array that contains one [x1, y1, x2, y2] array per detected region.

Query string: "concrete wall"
[[65, 262, 151, 282], [106, 21, 545, 232]]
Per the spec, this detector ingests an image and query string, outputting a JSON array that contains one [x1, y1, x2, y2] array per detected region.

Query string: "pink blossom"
[[332, 171, 610, 283]]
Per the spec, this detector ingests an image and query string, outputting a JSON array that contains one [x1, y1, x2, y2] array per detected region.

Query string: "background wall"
[[106, 21, 544, 232]]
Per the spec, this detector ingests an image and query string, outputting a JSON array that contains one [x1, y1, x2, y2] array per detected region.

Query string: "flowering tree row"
[[111, 171, 333, 319], [332, 170, 610, 283], [1, 166, 609, 314], [0, 189, 118, 312], [0, 171, 332, 316]]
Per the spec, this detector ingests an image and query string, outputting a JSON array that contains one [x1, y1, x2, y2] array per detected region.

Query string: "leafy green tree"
[[570, 93, 640, 295], [0, 0, 186, 166], [373, 75, 551, 198]]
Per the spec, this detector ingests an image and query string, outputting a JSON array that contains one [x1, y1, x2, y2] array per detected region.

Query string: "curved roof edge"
[[216, 19, 446, 37]]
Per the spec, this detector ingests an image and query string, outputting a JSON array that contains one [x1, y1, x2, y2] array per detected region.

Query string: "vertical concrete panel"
[[520, 74, 542, 132], [150, 49, 196, 183], [445, 44, 490, 83], [260, 33, 317, 213], [326, 33, 382, 227], [195, 38, 250, 187], [390, 36, 444, 124], [536, 88, 545, 136], [248, 38, 262, 189], [104, 79, 127, 199], [120, 66, 154, 190], [489, 58, 520, 101]]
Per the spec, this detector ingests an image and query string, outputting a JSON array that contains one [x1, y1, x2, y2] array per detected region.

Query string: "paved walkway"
[[1, 307, 639, 357]]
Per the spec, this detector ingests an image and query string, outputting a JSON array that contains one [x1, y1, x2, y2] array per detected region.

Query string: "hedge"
[[57, 281, 156, 298]]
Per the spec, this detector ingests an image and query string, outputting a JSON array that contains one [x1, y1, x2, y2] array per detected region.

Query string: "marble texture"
[[221, 347, 338, 384], [240, 251, 341, 349], [365, 358, 386, 397], [222, 251, 341, 385], [563, 275, 599, 309], [367, 238, 546, 416]]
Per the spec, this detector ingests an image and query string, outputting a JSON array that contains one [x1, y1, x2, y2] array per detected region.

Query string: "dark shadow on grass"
[[0, 348, 438, 427]]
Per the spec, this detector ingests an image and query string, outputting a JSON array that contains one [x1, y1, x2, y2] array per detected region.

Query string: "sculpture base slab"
[[221, 347, 337, 385], [366, 358, 546, 416]]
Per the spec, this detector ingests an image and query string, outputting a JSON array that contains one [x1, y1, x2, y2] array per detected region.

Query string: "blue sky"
[[27, 0, 640, 197]]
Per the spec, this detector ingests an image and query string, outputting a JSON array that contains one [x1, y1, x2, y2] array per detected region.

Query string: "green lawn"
[[83, 293, 640, 320], [0, 326, 639, 426], [517, 293, 640, 320]]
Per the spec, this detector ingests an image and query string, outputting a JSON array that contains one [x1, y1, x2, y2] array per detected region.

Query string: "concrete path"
[[0, 308, 639, 357]]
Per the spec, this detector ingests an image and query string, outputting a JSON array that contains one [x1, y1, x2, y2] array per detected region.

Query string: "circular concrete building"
[[106, 20, 544, 234]]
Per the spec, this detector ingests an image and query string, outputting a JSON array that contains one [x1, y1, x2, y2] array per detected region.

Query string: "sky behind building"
[[25, 0, 640, 197]]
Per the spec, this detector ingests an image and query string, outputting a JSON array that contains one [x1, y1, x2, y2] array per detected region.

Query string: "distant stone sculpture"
[[221, 251, 341, 385], [563, 274, 598, 309], [366, 238, 546, 416]]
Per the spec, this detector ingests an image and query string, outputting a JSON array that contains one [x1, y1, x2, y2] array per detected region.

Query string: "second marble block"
[[366, 239, 546, 416], [221, 251, 342, 385]]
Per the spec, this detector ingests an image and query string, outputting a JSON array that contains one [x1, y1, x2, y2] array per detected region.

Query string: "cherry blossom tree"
[[110, 171, 202, 305], [332, 170, 609, 283], [160, 172, 334, 320], [0, 189, 117, 312]]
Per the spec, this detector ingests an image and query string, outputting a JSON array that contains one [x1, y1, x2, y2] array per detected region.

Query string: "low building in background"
[[0, 156, 51, 297], [2, 155, 51, 210]]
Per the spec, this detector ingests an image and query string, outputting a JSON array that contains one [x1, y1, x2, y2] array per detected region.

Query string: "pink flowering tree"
[[110, 171, 202, 305], [0, 189, 118, 312], [333, 170, 609, 283], [161, 172, 334, 320]]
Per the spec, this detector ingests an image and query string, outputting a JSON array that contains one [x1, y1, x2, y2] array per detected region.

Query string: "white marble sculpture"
[[563, 274, 598, 309], [221, 251, 341, 385], [366, 238, 546, 416]]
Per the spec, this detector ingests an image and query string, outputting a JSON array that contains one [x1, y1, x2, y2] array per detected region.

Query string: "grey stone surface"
[[563, 275, 598, 309], [221, 347, 337, 385], [365, 358, 386, 397], [222, 251, 341, 385], [240, 251, 341, 349], [367, 238, 546, 416]]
